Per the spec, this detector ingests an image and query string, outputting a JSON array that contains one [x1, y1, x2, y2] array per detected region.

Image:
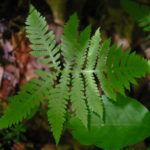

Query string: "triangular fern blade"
[[75, 26, 91, 69], [61, 13, 91, 65], [47, 71, 70, 144], [47, 93, 67, 144], [0, 69, 53, 129], [0, 96, 33, 128], [26, 5, 60, 70], [97, 40, 149, 100], [61, 14, 80, 63], [70, 73, 88, 127], [84, 73, 103, 117], [0, 85, 41, 128]]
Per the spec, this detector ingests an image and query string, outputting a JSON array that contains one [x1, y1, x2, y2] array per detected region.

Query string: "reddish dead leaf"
[[0, 79, 13, 100], [113, 34, 130, 50], [4, 64, 20, 87], [12, 143, 26, 150], [41, 144, 56, 150], [0, 39, 15, 62], [0, 65, 19, 100], [55, 25, 64, 43], [11, 31, 30, 73], [145, 48, 150, 59], [49, 23, 64, 43], [0, 66, 4, 87]]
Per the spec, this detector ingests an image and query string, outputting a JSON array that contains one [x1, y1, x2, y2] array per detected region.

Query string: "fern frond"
[[76, 25, 91, 69], [84, 28, 103, 117], [61, 14, 80, 63], [96, 43, 149, 100], [0, 70, 52, 128], [70, 73, 88, 127], [26, 5, 60, 70], [61, 14, 91, 64], [78, 25, 91, 51], [47, 70, 70, 144], [61, 14, 98, 127], [1, 6, 149, 146]]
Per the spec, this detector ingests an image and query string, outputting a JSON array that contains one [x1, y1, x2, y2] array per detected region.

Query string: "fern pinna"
[[0, 5, 149, 144]]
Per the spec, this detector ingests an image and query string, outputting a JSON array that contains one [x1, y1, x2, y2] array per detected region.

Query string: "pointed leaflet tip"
[[29, 4, 35, 14], [63, 13, 79, 37]]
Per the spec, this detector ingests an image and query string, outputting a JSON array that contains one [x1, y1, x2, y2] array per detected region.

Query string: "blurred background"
[[0, 0, 150, 149]]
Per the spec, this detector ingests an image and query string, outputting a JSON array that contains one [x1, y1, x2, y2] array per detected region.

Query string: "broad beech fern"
[[0, 5, 149, 147]]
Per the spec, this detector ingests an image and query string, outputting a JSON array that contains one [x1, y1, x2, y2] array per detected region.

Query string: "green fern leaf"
[[26, 5, 60, 70], [84, 28, 103, 117], [61, 14, 80, 63], [61, 14, 91, 64], [1, 5, 149, 145], [47, 70, 70, 144], [0, 70, 52, 128], [70, 73, 88, 127], [84, 73, 103, 118], [97, 43, 149, 100]]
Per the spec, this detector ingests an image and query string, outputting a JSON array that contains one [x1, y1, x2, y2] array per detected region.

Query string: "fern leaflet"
[[96, 43, 149, 100], [47, 70, 70, 144], [0, 70, 52, 128], [26, 5, 60, 70], [70, 73, 88, 127]]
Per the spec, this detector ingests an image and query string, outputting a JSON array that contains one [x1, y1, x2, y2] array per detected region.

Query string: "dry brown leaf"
[[13, 143, 26, 150], [0, 66, 4, 87]]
